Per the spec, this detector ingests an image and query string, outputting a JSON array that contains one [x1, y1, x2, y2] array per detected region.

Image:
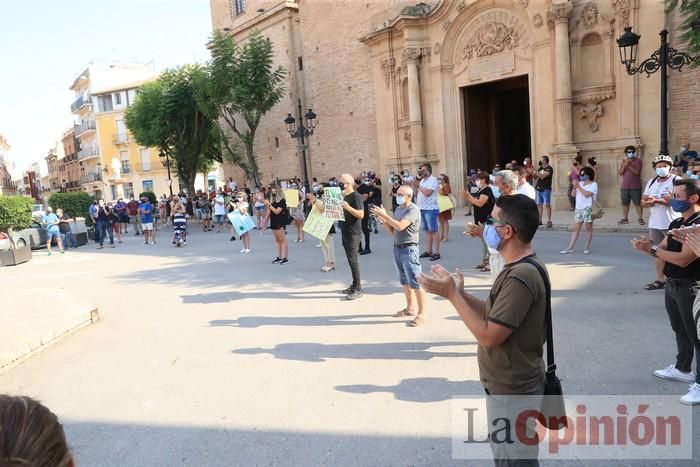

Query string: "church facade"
[[210, 0, 699, 208]]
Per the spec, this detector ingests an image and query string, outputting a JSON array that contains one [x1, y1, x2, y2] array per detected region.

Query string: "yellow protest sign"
[[303, 208, 334, 240], [283, 189, 300, 207], [438, 195, 454, 213]]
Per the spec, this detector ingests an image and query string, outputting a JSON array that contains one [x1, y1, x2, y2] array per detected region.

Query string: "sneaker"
[[97, 245, 104, 249], [144, 241, 149, 245], [244, 249, 251, 253], [60, 250, 65, 254], [346, 289, 363, 301], [230, 236, 236, 241], [681, 383, 700, 405], [360, 248, 371, 255], [272, 257, 282, 264], [653, 364, 695, 383], [315, 243, 322, 248], [240, 248, 247, 253], [279, 258, 289, 265], [110, 244, 115, 248], [419, 251, 433, 258], [430, 253, 441, 261], [47, 252, 52, 256], [341, 286, 354, 295]]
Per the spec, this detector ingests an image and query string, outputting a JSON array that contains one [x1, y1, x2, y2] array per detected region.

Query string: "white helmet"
[[652, 154, 673, 167]]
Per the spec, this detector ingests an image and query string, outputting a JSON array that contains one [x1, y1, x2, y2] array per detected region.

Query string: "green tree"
[[48, 192, 94, 226], [666, 0, 700, 65], [207, 30, 286, 187], [125, 65, 222, 195], [0, 196, 33, 249]]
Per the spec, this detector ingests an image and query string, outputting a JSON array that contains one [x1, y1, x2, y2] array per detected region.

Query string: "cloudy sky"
[[0, 0, 212, 176]]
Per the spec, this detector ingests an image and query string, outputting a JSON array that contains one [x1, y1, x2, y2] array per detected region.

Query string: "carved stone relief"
[[581, 3, 599, 28], [434, 42, 442, 55], [579, 103, 604, 132], [457, 11, 530, 64], [612, 0, 631, 28], [443, 19, 452, 31], [380, 58, 395, 88], [547, 1, 573, 29], [456, 0, 466, 13], [532, 13, 544, 29], [403, 130, 412, 150], [518, 0, 529, 8]]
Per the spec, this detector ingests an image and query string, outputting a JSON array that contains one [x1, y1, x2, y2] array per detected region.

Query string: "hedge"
[[0, 195, 33, 233], [49, 192, 95, 226], [139, 191, 157, 205]]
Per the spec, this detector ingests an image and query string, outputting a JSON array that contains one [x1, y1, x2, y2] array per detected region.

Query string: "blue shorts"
[[48, 230, 61, 239], [536, 189, 552, 205], [420, 209, 439, 233], [393, 245, 422, 289], [215, 214, 227, 224]]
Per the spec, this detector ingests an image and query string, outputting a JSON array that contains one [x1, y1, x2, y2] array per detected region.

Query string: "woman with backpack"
[[264, 187, 289, 265]]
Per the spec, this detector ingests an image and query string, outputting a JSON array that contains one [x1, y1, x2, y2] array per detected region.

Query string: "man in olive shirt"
[[339, 173, 365, 300], [419, 194, 548, 465], [371, 184, 426, 326]]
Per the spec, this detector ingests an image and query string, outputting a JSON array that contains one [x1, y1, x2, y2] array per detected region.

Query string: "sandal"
[[546, 221, 553, 228], [393, 309, 416, 318], [617, 219, 629, 225], [408, 315, 425, 327], [638, 218, 646, 225], [480, 265, 491, 273], [475, 262, 488, 269], [644, 280, 665, 290]]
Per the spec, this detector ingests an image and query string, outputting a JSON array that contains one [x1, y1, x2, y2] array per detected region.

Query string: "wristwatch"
[[650, 245, 659, 257]]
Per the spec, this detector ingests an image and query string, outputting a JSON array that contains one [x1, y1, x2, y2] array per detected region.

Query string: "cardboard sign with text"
[[303, 208, 334, 240], [323, 187, 344, 220], [228, 211, 256, 235]]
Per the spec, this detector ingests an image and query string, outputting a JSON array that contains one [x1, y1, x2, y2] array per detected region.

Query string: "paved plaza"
[[1, 223, 699, 466]]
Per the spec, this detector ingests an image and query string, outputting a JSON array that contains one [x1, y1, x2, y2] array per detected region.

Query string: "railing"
[[131, 162, 157, 172], [112, 133, 129, 144], [77, 146, 100, 160], [74, 119, 96, 137], [62, 153, 78, 163], [65, 180, 81, 189], [70, 95, 92, 113], [80, 172, 102, 184]]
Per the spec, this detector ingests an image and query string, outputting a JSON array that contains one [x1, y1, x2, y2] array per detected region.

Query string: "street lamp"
[[283, 97, 316, 193], [159, 151, 174, 196], [617, 27, 696, 156]]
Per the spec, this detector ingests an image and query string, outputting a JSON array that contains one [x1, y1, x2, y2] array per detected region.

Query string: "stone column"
[[550, 0, 574, 147], [404, 47, 424, 159]]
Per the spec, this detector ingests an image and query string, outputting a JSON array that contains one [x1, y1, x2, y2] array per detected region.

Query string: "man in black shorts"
[[340, 173, 365, 300]]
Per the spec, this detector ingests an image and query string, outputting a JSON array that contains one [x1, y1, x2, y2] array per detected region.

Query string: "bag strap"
[[520, 258, 555, 373]]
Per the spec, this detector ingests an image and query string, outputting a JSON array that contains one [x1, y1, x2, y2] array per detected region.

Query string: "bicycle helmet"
[[652, 154, 673, 167]]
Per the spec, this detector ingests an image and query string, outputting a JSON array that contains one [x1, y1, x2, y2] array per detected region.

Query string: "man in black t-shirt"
[[533, 155, 554, 228], [340, 173, 365, 300], [356, 178, 373, 254], [633, 179, 700, 405]]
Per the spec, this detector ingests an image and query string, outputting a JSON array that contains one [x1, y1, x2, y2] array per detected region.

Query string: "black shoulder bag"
[[521, 258, 568, 430]]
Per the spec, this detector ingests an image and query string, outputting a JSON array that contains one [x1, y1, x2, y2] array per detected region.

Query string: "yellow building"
[[70, 64, 180, 201]]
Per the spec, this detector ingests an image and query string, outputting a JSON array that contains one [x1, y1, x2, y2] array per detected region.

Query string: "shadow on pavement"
[[232, 341, 475, 363], [335, 377, 484, 402], [181, 286, 397, 304], [209, 314, 401, 328]]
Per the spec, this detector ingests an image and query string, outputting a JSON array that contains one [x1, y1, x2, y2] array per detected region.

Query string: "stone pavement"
[[0, 224, 698, 466], [0, 287, 98, 374]]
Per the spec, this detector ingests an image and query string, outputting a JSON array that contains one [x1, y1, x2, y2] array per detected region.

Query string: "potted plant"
[[0, 195, 34, 266]]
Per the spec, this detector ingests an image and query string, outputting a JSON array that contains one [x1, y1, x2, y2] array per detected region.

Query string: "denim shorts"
[[393, 245, 422, 289], [215, 214, 227, 225], [536, 189, 552, 205], [420, 209, 439, 232]]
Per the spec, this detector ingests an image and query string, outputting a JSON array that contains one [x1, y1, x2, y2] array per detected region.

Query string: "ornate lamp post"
[[617, 27, 696, 156], [159, 151, 174, 196], [284, 97, 316, 193]]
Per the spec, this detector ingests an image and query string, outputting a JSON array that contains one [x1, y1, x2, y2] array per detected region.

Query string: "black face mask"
[[339, 182, 346, 191]]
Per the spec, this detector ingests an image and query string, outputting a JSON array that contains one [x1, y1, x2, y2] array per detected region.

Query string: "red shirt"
[[620, 157, 643, 190], [127, 200, 140, 216]]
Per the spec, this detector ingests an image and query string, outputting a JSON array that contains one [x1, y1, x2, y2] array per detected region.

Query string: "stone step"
[[0, 288, 99, 374]]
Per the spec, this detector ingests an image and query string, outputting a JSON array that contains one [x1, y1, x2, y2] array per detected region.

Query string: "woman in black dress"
[[264, 188, 289, 265], [461, 171, 495, 272]]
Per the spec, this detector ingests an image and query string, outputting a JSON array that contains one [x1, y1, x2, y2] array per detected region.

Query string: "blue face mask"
[[580, 174, 589, 182], [670, 199, 691, 213], [396, 195, 406, 205], [484, 224, 503, 251]]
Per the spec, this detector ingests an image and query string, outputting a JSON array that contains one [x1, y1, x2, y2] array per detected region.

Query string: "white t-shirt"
[[575, 181, 598, 210], [417, 175, 439, 210], [517, 182, 536, 200], [213, 196, 227, 216], [643, 176, 681, 229]]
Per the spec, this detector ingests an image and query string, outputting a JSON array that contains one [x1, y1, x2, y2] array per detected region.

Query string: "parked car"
[[31, 204, 45, 221], [0, 220, 48, 251]]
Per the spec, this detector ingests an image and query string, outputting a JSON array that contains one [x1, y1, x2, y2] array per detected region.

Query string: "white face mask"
[[656, 166, 671, 178], [681, 146, 687, 153], [396, 195, 406, 205]]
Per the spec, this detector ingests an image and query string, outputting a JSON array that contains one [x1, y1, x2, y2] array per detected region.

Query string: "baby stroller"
[[173, 213, 187, 247]]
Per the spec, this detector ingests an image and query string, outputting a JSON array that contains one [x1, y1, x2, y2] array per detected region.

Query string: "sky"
[[0, 0, 213, 177]]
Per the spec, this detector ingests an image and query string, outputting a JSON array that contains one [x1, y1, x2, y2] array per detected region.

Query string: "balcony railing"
[[70, 95, 92, 113], [112, 133, 129, 145], [64, 180, 81, 189], [62, 153, 78, 163], [80, 172, 102, 184], [74, 119, 96, 137], [77, 146, 100, 160]]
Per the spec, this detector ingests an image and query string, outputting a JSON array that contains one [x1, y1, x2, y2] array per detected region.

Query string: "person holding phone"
[[641, 155, 680, 290], [264, 188, 289, 265]]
